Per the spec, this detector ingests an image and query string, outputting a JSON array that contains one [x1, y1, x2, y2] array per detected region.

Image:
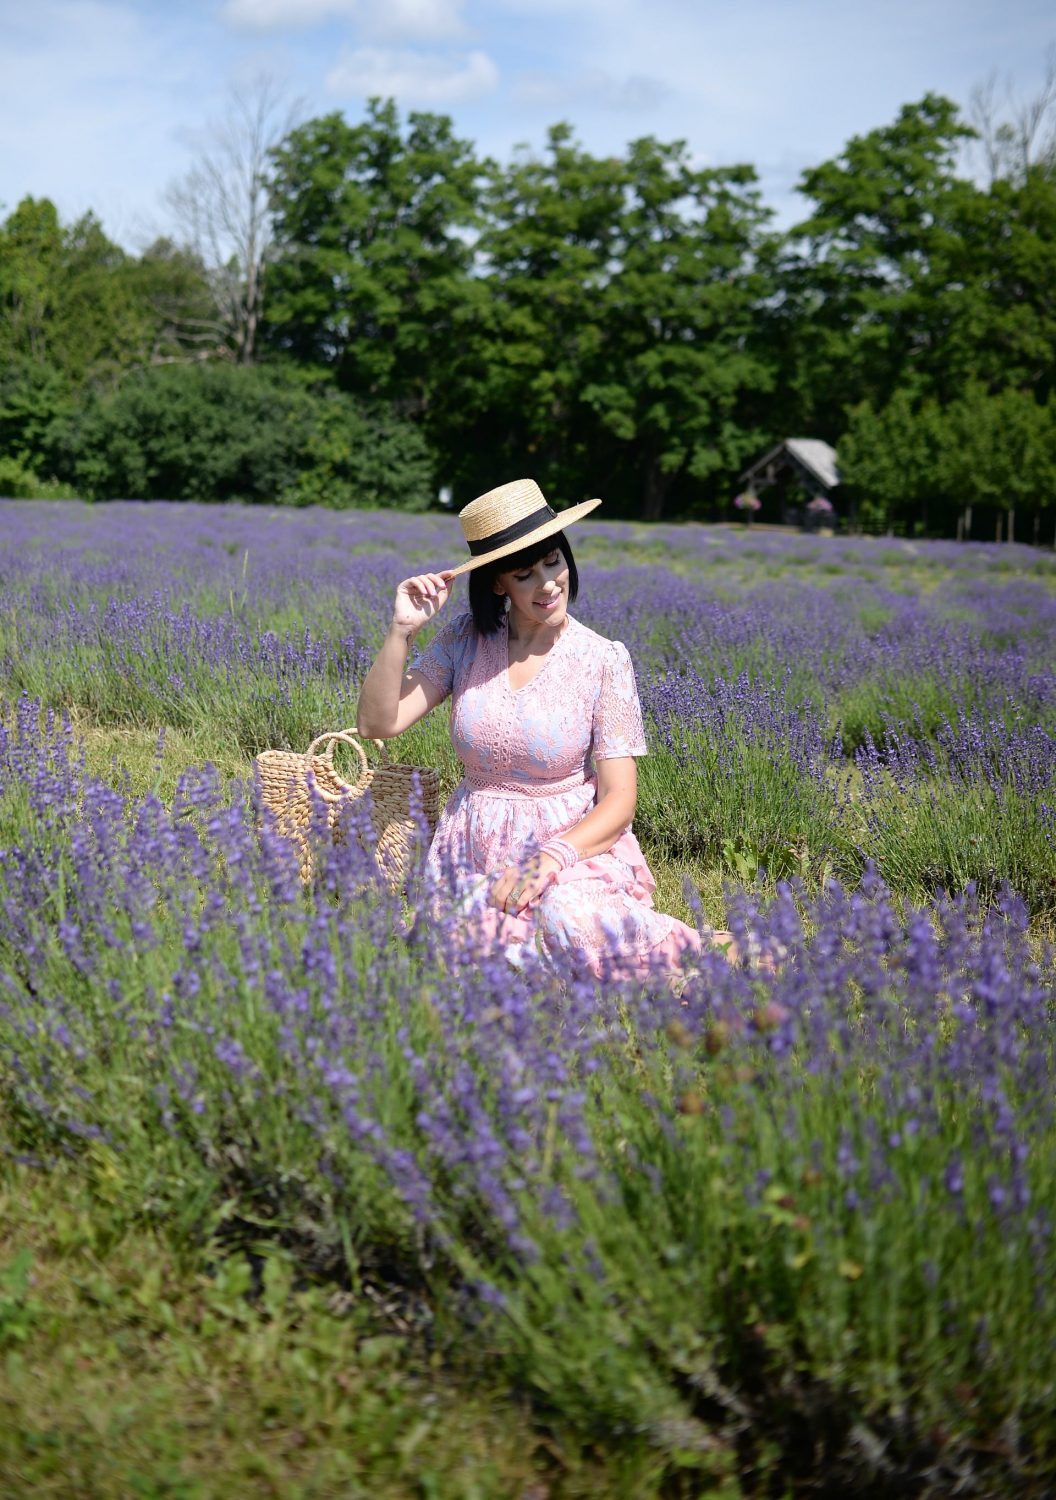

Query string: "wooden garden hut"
[[738, 438, 842, 526]]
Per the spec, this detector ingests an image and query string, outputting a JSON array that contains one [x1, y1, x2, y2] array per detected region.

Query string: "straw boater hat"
[[449, 478, 601, 576]]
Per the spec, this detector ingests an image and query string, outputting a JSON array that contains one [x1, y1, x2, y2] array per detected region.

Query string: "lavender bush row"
[[4, 504, 1055, 732], [3, 502, 1056, 915], [635, 668, 1056, 912], [1, 698, 1054, 1488]]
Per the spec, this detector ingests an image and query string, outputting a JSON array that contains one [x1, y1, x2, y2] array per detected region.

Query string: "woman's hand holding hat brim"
[[391, 570, 454, 636]]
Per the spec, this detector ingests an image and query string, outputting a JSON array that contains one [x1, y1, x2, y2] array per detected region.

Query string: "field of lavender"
[[1, 499, 1054, 1498]]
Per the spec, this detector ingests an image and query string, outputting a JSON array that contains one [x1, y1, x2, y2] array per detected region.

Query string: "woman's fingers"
[[512, 874, 550, 911], [489, 859, 556, 915], [392, 573, 452, 633], [490, 864, 530, 912], [399, 572, 452, 606], [488, 867, 517, 910]]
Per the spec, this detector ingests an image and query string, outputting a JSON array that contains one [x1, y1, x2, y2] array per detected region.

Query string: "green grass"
[[0, 1155, 627, 1500]]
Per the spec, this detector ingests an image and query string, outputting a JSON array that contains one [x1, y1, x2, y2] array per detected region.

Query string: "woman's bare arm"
[[356, 571, 452, 739], [559, 755, 637, 859], [489, 757, 638, 912]]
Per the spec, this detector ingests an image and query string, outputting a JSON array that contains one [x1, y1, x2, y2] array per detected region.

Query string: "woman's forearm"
[[493, 782, 636, 913], [559, 784, 636, 861], [490, 762, 638, 915], [356, 625, 415, 738]]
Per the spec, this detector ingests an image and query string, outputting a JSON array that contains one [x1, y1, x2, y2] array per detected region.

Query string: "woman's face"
[[495, 547, 570, 633]]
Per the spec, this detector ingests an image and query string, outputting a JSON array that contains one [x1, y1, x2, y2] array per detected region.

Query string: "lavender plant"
[[2, 500, 1056, 1490], [1, 697, 1054, 1491]]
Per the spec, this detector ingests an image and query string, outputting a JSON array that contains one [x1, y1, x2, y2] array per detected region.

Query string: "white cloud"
[[487, 0, 611, 13], [223, 0, 343, 26], [326, 46, 498, 104], [222, 0, 468, 43], [370, 0, 467, 42], [513, 67, 668, 113]]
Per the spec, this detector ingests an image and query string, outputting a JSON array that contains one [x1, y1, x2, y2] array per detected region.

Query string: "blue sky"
[[1, 0, 1052, 248]]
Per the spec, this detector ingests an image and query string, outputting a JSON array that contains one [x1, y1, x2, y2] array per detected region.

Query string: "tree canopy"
[[2, 83, 1054, 533]]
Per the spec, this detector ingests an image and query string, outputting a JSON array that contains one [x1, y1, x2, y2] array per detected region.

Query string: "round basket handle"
[[328, 728, 394, 766], [306, 731, 370, 788]]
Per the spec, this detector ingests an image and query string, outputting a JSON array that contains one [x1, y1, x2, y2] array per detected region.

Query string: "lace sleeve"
[[592, 640, 647, 760], [411, 613, 471, 703]]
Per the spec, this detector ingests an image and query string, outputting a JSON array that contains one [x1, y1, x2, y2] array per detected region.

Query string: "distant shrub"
[[0, 455, 77, 499], [274, 386, 435, 511], [0, 360, 74, 469], [46, 363, 434, 508]]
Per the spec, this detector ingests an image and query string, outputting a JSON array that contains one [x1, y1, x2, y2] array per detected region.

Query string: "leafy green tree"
[[583, 138, 772, 518], [934, 166, 1056, 404], [265, 99, 482, 424], [446, 126, 771, 518], [0, 360, 72, 467], [50, 212, 159, 382], [772, 92, 1056, 452], [275, 379, 435, 510], [839, 385, 1056, 539], [0, 201, 148, 381], [838, 391, 950, 532], [441, 123, 626, 503], [0, 199, 221, 393], [773, 96, 976, 435], [939, 385, 1056, 541], [0, 197, 64, 368]]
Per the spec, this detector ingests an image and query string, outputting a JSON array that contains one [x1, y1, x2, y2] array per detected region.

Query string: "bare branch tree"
[[1011, 45, 1056, 175], [968, 71, 1005, 186], [969, 48, 1056, 185], [166, 74, 299, 363]]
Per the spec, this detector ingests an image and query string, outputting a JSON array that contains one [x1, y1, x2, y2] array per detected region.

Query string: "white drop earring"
[[502, 594, 511, 615]]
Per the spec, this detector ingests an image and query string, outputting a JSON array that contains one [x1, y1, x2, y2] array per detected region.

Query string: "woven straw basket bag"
[[254, 730, 439, 889]]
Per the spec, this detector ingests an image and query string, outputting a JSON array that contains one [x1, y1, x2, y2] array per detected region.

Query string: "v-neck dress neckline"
[[503, 615, 570, 697]]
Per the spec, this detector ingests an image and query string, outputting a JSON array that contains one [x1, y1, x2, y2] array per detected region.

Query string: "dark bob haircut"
[[467, 530, 579, 636]]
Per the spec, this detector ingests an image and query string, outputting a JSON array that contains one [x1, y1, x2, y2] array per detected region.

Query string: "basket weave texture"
[[254, 731, 439, 888]]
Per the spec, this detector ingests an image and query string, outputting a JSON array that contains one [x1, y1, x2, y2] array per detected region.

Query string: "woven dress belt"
[[461, 773, 592, 800]]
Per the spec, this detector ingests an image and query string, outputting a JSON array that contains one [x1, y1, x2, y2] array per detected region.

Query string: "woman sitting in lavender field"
[[356, 478, 736, 980]]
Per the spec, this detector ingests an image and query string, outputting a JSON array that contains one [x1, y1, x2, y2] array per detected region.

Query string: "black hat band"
[[467, 504, 557, 556]]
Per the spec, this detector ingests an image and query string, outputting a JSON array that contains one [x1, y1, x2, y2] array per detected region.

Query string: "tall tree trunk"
[[1008, 506, 1015, 544], [241, 252, 260, 364], [965, 504, 972, 539], [642, 456, 673, 522]]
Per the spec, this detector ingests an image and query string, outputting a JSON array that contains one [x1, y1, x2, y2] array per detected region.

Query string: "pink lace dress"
[[414, 612, 703, 979]]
